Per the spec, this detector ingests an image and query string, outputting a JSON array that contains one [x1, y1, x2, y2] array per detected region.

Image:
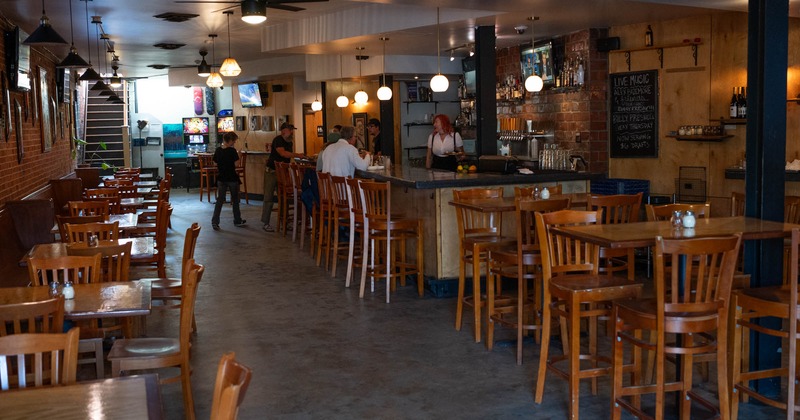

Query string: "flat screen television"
[[187, 134, 207, 144], [237, 82, 263, 108], [462, 57, 476, 98], [183, 117, 209, 134], [520, 41, 554, 86], [217, 116, 234, 132], [4, 27, 31, 91]]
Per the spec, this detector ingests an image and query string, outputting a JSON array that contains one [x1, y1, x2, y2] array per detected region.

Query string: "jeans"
[[212, 180, 242, 225], [260, 169, 278, 226]]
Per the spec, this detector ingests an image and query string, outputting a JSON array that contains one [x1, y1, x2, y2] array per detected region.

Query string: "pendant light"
[[197, 50, 211, 77], [241, 0, 267, 24], [109, 55, 122, 88], [311, 82, 323, 111], [336, 55, 349, 108], [219, 11, 242, 77], [23, 0, 67, 46], [429, 7, 449, 93], [377, 37, 393, 101], [206, 34, 224, 88], [353, 47, 368, 105], [79, 5, 101, 81], [524, 16, 544, 93], [57, 0, 90, 68]]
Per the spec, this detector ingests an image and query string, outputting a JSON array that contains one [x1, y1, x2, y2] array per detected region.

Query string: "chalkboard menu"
[[609, 70, 658, 158]]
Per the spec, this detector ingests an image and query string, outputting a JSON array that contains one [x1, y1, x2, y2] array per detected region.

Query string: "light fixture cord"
[[358, 54, 363, 90], [84, 0, 91, 64], [40, 0, 45, 16], [226, 12, 232, 57], [340, 55, 344, 95], [68, 0, 75, 44], [436, 7, 441, 74], [95, 20, 102, 74], [211, 36, 216, 70], [382, 38, 387, 87]]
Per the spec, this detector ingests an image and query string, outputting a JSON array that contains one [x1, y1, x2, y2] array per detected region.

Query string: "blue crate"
[[591, 178, 650, 199]]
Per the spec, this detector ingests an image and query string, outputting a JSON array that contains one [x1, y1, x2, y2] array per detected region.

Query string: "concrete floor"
[[148, 189, 779, 419]]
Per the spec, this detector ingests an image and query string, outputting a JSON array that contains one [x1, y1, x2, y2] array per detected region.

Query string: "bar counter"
[[355, 164, 602, 289]]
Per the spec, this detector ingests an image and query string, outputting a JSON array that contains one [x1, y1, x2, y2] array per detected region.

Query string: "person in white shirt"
[[426, 114, 464, 171], [321, 125, 371, 177]]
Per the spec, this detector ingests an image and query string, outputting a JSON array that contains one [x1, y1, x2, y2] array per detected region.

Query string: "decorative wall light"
[[219, 11, 242, 77], [336, 55, 349, 108], [524, 16, 544, 93], [241, 0, 267, 24], [23, 0, 67, 46], [429, 7, 449, 93], [206, 34, 224, 88], [354, 47, 368, 105], [377, 37, 393, 101], [57, 0, 89, 68], [109, 64, 122, 88]]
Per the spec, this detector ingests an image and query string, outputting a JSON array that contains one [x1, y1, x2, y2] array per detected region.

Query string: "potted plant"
[[72, 136, 114, 170]]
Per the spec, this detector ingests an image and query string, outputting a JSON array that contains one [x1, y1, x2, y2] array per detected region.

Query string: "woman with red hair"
[[426, 114, 464, 171]]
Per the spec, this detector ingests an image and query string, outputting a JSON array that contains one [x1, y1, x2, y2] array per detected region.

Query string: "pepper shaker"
[[671, 210, 683, 229]]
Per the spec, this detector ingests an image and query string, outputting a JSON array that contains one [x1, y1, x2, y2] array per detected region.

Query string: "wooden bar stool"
[[345, 177, 368, 289], [329, 176, 352, 278], [315, 172, 334, 268], [198, 154, 217, 202], [275, 162, 295, 237], [237, 151, 248, 204]]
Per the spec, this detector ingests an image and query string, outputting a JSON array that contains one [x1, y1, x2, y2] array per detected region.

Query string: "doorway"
[[302, 104, 324, 156]]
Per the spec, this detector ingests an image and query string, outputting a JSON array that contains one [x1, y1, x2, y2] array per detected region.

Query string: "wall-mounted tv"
[[237, 82, 263, 108], [183, 117, 209, 134], [217, 116, 234, 133], [520, 42, 554, 86], [4, 27, 31, 91]]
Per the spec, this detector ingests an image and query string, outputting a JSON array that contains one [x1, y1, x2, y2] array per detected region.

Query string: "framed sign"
[[235, 116, 245, 131], [352, 112, 367, 149], [39, 67, 52, 151], [609, 70, 659, 158]]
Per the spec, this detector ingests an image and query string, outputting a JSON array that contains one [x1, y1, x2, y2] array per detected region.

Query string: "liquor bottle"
[[729, 87, 738, 118], [576, 59, 585, 87], [739, 87, 747, 118], [645, 25, 654, 47]]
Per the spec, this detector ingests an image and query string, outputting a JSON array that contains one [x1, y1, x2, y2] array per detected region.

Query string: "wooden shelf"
[[667, 134, 732, 142], [402, 100, 460, 113], [610, 41, 702, 71], [714, 118, 746, 125], [403, 122, 433, 136]]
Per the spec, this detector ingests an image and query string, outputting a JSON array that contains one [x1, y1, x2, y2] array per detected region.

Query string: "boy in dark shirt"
[[211, 132, 245, 230]]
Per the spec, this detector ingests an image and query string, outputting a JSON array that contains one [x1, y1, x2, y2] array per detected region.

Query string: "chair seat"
[[490, 249, 541, 267], [108, 337, 180, 360], [550, 274, 642, 299], [140, 277, 182, 290], [615, 297, 722, 333], [735, 285, 796, 319]]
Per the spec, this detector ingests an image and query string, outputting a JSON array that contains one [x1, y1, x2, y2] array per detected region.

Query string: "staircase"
[[83, 86, 126, 169]]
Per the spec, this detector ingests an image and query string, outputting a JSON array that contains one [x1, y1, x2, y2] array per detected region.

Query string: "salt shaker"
[[62, 282, 75, 300], [671, 210, 683, 229], [682, 210, 696, 228], [533, 187, 540, 199], [540, 187, 550, 200]]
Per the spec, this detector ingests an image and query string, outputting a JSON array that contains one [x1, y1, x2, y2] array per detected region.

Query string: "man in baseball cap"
[[279, 122, 296, 130]]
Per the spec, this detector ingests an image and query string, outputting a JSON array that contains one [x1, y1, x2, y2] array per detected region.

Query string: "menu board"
[[610, 70, 658, 158]]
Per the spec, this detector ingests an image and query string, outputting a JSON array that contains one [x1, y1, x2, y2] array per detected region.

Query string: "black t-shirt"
[[372, 132, 382, 155], [213, 146, 240, 182], [267, 135, 292, 169]]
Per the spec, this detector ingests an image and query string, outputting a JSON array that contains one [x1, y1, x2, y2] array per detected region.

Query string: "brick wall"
[[0, 23, 73, 207], [496, 28, 610, 174]]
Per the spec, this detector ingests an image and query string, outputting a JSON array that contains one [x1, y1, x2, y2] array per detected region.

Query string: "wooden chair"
[[84, 187, 122, 214], [289, 163, 310, 245], [49, 178, 83, 217], [329, 176, 352, 278], [198, 154, 217, 202], [731, 191, 746, 217], [64, 221, 120, 244], [68, 200, 110, 220], [514, 184, 563, 197], [533, 209, 643, 419], [587, 192, 643, 280], [732, 228, 800, 419], [210, 352, 253, 420], [275, 162, 296, 237], [55, 215, 104, 242], [236, 151, 248, 204], [130, 201, 172, 278], [0, 297, 64, 337], [67, 241, 132, 283], [103, 178, 134, 187], [612, 234, 741, 420], [315, 172, 334, 268], [27, 254, 102, 286], [485, 197, 571, 364], [358, 180, 424, 303], [452, 187, 516, 343], [344, 177, 368, 289], [5, 199, 56, 250], [645, 202, 711, 221], [108, 261, 205, 420], [0, 327, 80, 390]]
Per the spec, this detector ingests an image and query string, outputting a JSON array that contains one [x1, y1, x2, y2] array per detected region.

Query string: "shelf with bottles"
[[610, 41, 702, 71], [667, 134, 732, 142]]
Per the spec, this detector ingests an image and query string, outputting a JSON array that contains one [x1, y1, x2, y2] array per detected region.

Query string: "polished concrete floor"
[[149, 189, 779, 419]]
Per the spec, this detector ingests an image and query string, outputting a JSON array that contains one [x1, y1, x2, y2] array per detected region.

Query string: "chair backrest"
[[49, 179, 83, 217], [0, 297, 64, 336], [588, 192, 643, 224], [785, 196, 800, 224], [68, 200, 109, 219], [198, 154, 215, 171], [117, 185, 138, 199], [182, 223, 202, 263], [5, 199, 56, 249], [103, 178, 133, 187], [330, 176, 349, 210], [84, 188, 121, 214], [27, 254, 102, 286], [64, 221, 120, 244], [56, 215, 104, 242], [67, 241, 132, 282], [358, 180, 391, 219], [645, 202, 711, 222], [452, 188, 505, 240], [514, 184, 563, 197], [316, 171, 332, 207], [731, 191, 745, 217], [210, 352, 253, 420], [275, 162, 290, 190], [155, 202, 173, 252], [654, 234, 741, 318], [179, 260, 205, 353], [535, 209, 603, 279], [0, 327, 79, 390], [345, 177, 365, 218], [516, 197, 571, 254]]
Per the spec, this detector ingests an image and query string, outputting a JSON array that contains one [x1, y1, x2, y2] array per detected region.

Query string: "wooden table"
[[51, 213, 138, 235], [0, 280, 152, 320], [121, 197, 145, 208], [19, 237, 154, 267], [0, 374, 162, 419]]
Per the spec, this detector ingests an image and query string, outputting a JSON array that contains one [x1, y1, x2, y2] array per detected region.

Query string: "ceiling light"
[[57, 0, 89, 68], [90, 80, 109, 91], [109, 65, 122, 88], [206, 34, 224, 88], [23, 0, 67, 46], [311, 82, 323, 111], [336, 95, 349, 108], [449, 51, 454, 62], [197, 50, 211, 77], [336, 55, 348, 108], [376, 37, 392, 101], [219, 11, 241, 77], [241, 0, 267, 24], [469, 45, 475, 57], [430, 8, 449, 93], [80, 67, 102, 81], [354, 48, 368, 105], [524, 16, 544, 93], [78, 0, 99, 80]]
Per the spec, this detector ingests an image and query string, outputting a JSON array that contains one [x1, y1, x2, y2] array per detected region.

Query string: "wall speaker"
[[597, 37, 620, 52], [272, 84, 284, 92]]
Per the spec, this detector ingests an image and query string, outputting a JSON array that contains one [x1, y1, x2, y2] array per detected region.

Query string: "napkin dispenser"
[[478, 155, 517, 174]]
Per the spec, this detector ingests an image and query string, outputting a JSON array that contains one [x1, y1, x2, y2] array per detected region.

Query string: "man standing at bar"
[[261, 122, 304, 232], [367, 118, 382, 157], [322, 125, 370, 177]]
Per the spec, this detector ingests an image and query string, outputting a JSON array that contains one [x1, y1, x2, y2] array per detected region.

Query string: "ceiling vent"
[[148, 64, 170, 70], [154, 43, 186, 50], [153, 12, 199, 23]]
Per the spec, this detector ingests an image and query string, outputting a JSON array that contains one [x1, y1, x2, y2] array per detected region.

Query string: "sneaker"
[[262, 224, 275, 232], [234, 219, 247, 227], [212, 224, 220, 231]]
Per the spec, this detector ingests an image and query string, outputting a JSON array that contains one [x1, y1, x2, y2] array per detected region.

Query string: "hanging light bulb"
[[311, 82, 323, 111], [57, 0, 89, 69], [23, 0, 67, 46], [219, 11, 242, 77], [241, 0, 267, 24], [449, 50, 455, 62], [469, 45, 475, 57], [206, 34, 224, 88], [525, 16, 544, 93], [354, 48, 368, 105], [336, 55, 348, 107], [377, 37, 393, 101], [430, 8, 449, 93], [196, 50, 211, 77]]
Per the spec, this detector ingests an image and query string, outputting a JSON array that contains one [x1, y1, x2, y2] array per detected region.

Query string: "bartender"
[[425, 114, 464, 171]]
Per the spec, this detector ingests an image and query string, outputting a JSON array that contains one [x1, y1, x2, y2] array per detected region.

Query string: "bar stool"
[[329, 176, 352, 278], [358, 180, 424, 303], [236, 151, 248, 204], [315, 172, 334, 268], [452, 187, 515, 343], [289, 163, 311, 246], [275, 162, 295, 237], [345, 177, 368, 289], [587, 192, 643, 280], [198, 154, 217, 202]]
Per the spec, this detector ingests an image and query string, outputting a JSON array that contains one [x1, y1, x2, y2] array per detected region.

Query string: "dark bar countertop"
[[725, 167, 800, 181], [356, 165, 603, 189]]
